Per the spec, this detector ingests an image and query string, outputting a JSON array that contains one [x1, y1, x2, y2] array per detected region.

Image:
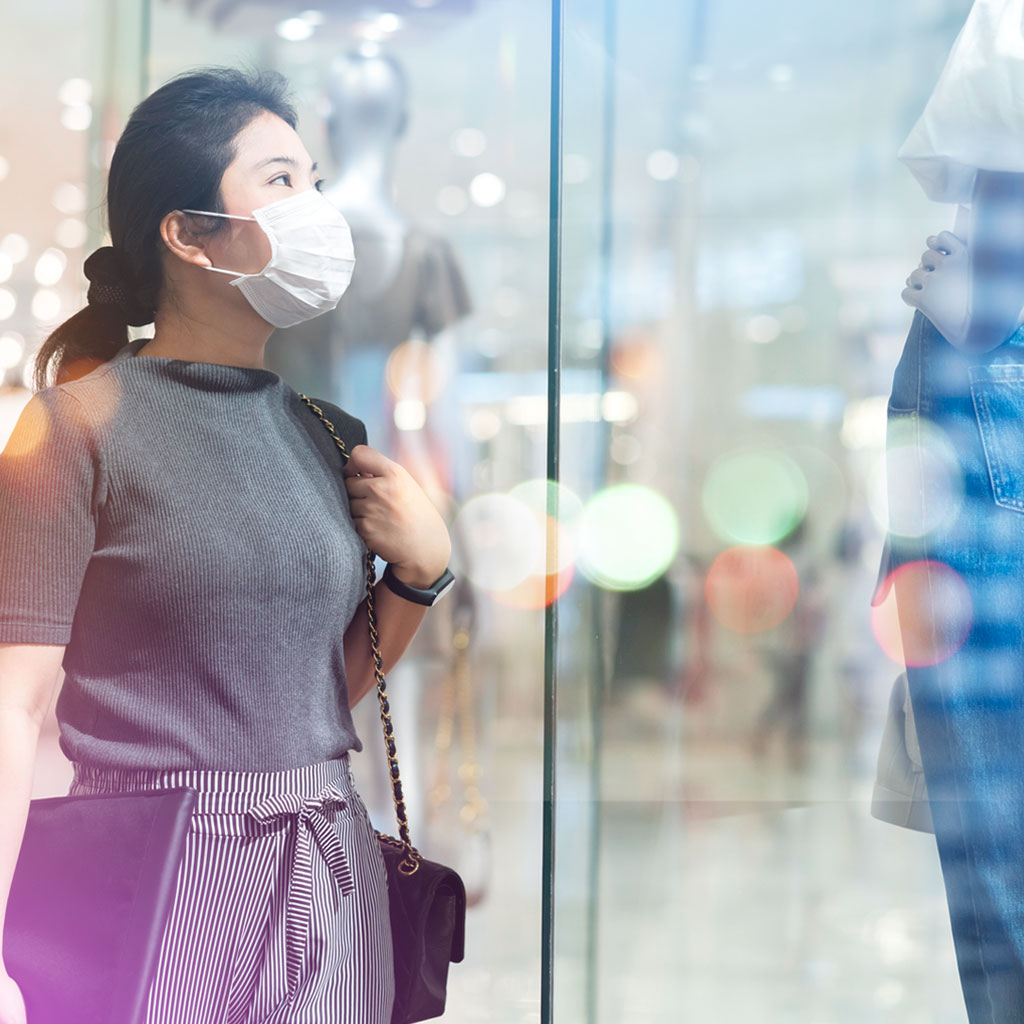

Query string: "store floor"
[[29, 692, 967, 1024]]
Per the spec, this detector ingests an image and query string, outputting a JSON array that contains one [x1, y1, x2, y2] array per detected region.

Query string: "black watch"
[[382, 563, 456, 607]]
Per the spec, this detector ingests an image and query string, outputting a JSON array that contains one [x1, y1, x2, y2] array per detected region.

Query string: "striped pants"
[[68, 753, 395, 1024]]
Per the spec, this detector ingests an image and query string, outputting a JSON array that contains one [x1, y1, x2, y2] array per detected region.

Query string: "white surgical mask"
[[182, 188, 356, 329]]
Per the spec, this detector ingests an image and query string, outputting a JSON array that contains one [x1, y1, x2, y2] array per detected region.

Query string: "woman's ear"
[[159, 210, 214, 268]]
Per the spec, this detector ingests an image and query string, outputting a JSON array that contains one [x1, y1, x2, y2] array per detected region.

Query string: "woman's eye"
[[271, 173, 291, 186], [315, 179, 326, 193]]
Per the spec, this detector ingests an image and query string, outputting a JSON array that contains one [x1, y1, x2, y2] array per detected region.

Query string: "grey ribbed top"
[[0, 336, 369, 771]]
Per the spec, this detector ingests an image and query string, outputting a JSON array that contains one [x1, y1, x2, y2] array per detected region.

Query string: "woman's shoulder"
[[296, 393, 369, 449]]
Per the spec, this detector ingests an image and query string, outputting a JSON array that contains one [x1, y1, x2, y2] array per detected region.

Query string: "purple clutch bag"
[[2, 787, 196, 1024]]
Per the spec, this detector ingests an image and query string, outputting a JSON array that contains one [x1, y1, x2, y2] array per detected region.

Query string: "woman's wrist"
[[388, 560, 450, 589]]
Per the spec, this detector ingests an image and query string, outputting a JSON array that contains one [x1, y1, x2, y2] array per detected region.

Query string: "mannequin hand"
[[342, 445, 452, 587], [901, 231, 970, 346]]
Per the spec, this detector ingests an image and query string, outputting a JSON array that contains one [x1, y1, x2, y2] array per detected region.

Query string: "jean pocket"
[[969, 364, 1024, 512]]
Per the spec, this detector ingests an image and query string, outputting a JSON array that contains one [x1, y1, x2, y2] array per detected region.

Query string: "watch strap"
[[382, 563, 456, 606]]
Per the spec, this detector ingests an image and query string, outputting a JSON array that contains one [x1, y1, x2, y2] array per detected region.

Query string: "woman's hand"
[[901, 230, 970, 346], [342, 445, 452, 587]]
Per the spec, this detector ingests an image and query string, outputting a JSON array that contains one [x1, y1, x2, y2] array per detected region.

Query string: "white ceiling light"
[[0, 332, 24, 369], [32, 289, 61, 322], [437, 186, 469, 216], [58, 78, 92, 106], [61, 106, 92, 132], [52, 183, 86, 214], [646, 149, 680, 181], [452, 128, 487, 158], [56, 218, 87, 250], [276, 17, 314, 41], [34, 249, 67, 287], [0, 235, 28, 263], [469, 172, 506, 207]]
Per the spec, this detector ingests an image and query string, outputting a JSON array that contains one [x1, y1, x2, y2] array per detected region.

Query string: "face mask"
[[181, 188, 356, 329]]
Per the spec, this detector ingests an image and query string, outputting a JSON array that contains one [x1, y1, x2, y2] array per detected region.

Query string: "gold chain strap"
[[297, 394, 421, 876]]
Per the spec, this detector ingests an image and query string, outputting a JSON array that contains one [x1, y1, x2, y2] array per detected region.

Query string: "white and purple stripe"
[[69, 753, 394, 1023]]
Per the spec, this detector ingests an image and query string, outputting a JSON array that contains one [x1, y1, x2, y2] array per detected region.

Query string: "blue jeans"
[[879, 310, 1024, 1022]]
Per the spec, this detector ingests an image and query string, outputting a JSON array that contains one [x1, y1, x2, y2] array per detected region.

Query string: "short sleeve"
[[414, 235, 472, 338], [0, 387, 103, 644]]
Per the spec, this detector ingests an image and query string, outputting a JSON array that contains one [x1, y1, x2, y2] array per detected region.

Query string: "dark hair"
[[32, 65, 297, 390]]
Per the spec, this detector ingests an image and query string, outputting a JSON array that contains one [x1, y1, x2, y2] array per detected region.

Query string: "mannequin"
[[266, 50, 472, 842], [267, 51, 471, 449]]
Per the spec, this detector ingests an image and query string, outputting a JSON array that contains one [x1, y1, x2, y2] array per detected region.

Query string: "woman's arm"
[[343, 579, 431, 708], [339, 444, 452, 706]]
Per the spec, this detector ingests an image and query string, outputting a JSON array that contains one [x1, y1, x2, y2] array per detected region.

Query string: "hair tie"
[[84, 246, 154, 327]]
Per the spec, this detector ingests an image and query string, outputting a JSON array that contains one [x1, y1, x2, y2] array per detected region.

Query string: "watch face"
[[432, 576, 457, 605]]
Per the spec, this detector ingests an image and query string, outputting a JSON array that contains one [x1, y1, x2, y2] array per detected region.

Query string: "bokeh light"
[[469, 172, 506, 207], [646, 149, 680, 181], [704, 545, 799, 633], [34, 248, 67, 287], [452, 128, 487, 157], [702, 447, 809, 545], [870, 560, 973, 667], [31, 289, 61, 322], [52, 183, 86, 215], [393, 398, 426, 432], [508, 479, 583, 574], [577, 484, 679, 591], [385, 339, 446, 403], [0, 332, 25, 369], [454, 493, 542, 592], [491, 564, 574, 610], [437, 185, 469, 216], [791, 443, 848, 534], [868, 417, 963, 538], [1, 234, 28, 263]]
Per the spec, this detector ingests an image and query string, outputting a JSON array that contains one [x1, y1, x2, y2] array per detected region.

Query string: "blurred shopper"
[[751, 519, 826, 768], [0, 66, 454, 1024]]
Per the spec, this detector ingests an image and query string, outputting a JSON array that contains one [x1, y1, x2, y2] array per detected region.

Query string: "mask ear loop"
[[179, 209, 261, 279]]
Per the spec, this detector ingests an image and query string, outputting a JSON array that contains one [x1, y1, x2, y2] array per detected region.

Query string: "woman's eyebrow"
[[253, 156, 319, 174]]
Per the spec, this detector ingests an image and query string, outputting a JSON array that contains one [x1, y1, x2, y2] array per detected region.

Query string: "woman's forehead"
[[232, 111, 312, 171]]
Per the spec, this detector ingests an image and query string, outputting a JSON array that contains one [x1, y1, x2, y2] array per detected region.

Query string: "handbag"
[[3, 785, 197, 1024], [297, 393, 467, 1024]]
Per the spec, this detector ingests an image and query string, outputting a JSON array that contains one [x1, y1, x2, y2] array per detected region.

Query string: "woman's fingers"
[[342, 444, 392, 478], [343, 475, 375, 499]]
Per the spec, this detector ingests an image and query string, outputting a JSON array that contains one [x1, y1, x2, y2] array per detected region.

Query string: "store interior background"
[[0, 0, 979, 1020]]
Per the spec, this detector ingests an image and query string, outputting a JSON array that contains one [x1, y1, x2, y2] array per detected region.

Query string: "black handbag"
[[3, 786, 196, 1024], [298, 393, 467, 1024]]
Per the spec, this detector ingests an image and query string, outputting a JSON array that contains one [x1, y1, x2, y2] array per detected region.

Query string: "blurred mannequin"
[[267, 50, 472, 842], [268, 51, 471, 453]]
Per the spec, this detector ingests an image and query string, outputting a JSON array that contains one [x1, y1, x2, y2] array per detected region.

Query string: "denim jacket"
[[869, 309, 1024, 834]]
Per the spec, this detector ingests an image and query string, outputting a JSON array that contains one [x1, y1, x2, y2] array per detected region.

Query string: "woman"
[[0, 66, 452, 1024]]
